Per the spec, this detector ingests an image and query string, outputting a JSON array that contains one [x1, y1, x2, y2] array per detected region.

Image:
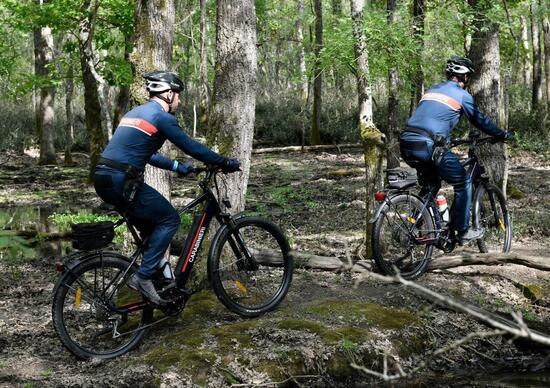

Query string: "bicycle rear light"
[[374, 192, 386, 201], [54, 262, 65, 272]]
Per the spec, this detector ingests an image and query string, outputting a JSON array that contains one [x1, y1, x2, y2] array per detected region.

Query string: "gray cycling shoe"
[[458, 228, 484, 245], [127, 273, 169, 306]]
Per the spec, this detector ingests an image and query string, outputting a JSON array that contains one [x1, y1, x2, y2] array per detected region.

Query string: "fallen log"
[[285, 250, 550, 273], [0, 230, 71, 240], [428, 252, 550, 271], [252, 143, 362, 154]]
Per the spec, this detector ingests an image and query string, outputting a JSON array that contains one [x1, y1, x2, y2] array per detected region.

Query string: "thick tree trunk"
[[409, 0, 425, 115], [350, 0, 385, 257], [542, 13, 550, 113], [467, 8, 508, 191], [130, 0, 176, 201], [310, 0, 323, 145], [531, 0, 543, 110], [198, 0, 209, 131], [386, 0, 400, 169], [33, 20, 57, 166], [64, 64, 75, 165], [78, 0, 105, 180], [209, 0, 257, 213], [520, 15, 533, 92]]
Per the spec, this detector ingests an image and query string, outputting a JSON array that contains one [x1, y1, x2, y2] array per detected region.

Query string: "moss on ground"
[[306, 299, 418, 330]]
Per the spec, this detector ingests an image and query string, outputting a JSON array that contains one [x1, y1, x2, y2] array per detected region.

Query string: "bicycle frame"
[[107, 171, 234, 314]]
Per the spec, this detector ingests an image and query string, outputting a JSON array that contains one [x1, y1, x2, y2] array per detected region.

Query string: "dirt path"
[[1, 149, 549, 387]]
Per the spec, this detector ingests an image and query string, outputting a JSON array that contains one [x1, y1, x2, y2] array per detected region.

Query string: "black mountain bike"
[[51, 166, 293, 359], [370, 132, 512, 279]]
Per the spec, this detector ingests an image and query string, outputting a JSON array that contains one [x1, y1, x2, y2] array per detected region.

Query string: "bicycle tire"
[[372, 193, 435, 279], [473, 183, 512, 253], [52, 252, 153, 359], [208, 216, 293, 317]]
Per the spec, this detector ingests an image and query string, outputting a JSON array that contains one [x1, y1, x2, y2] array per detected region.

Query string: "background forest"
[[0, 0, 549, 160]]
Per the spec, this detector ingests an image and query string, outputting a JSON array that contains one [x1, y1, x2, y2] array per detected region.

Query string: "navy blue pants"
[[400, 145, 472, 232], [94, 166, 180, 279]]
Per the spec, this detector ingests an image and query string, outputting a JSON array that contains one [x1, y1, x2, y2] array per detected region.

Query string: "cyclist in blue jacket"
[[400, 57, 513, 245], [93, 71, 240, 304]]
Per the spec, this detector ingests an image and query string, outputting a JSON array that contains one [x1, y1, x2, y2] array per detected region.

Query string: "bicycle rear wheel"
[[473, 183, 511, 253], [208, 216, 293, 317], [52, 252, 153, 359], [372, 193, 435, 279]]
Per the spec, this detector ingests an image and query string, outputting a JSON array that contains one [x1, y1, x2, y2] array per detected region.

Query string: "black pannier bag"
[[71, 221, 115, 250], [386, 168, 417, 189]]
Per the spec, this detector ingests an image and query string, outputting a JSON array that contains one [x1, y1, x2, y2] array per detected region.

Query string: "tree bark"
[[296, 0, 308, 106], [64, 63, 75, 166], [542, 13, 550, 113], [531, 0, 543, 110], [78, 0, 105, 180], [208, 0, 257, 213], [33, 6, 57, 166], [130, 0, 176, 201], [310, 0, 323, 145], [409, 0, 425, 115], [520, 15, 533, 92], [386, 0, 400, 169], [467, 4, 508, 191], [198, 0, 210, 131], [350, 0, 385, 258]]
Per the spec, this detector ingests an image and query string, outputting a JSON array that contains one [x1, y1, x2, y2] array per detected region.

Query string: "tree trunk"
[[386, 0, 400, 169], [296, 0, 308, 105], [531, 0, 543, 110], [520, 15, 533, 92], [208, 0, 257, 213], [310, 0, 323, 145], [331, 0, 344, 93], [33, 14, 57, 166], [296, 0, 308, 148], [198, 0, 210, 131], [542, 13, 550, 113], [409, 0, 425, 115], [78, 0, 105, 180], [350, 0, 385, 258], [64, 64, 75, 165], [130, 0, 176, 201], [112, 35, 132, 130], [467, 9, 508, 191]]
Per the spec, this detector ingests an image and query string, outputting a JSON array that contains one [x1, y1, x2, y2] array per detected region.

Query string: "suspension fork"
[[222, 216, 258, 271]]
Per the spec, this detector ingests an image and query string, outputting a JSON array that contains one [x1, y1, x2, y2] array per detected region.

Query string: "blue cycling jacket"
[[403, 80, 506, 145], [101, 100, 228, 171]]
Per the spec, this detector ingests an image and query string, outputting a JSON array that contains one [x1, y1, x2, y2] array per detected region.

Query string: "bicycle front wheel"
[[473, 183, 511, 253], [372, 193, 435, 279], [52, 252, 153, 359], [208, 216, 293, 317]]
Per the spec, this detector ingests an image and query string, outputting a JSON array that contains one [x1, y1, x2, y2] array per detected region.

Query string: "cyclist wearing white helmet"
[[93, 70, 240, 304], [399, 57, 513, 245]]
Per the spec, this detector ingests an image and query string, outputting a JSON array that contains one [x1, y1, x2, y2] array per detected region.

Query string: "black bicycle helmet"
[[144, 71, 184, 93], [445, 56, 475, 77]]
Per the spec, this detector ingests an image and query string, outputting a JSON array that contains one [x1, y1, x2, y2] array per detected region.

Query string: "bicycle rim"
[[210, 218, 292, 317], [474, 185, 511, 253], [53, 254, 152, 358], [373, 194, 434, 279]]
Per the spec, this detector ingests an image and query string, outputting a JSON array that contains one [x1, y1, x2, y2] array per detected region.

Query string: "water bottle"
[[158, 258, 174, 280], [435, 195, 449, 223]]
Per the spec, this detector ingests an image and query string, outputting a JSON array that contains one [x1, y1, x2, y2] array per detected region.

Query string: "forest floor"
[[0, 148, 549, 387]]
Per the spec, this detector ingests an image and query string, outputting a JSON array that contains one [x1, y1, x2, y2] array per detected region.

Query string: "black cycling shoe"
[[457, 228, 484, 245], [127, 273, 169, 306]]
